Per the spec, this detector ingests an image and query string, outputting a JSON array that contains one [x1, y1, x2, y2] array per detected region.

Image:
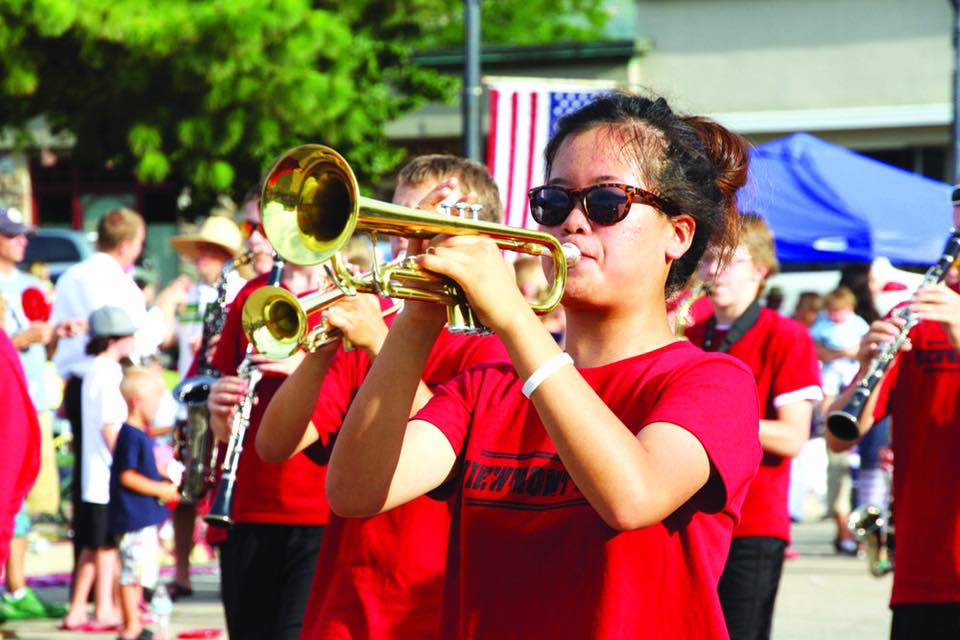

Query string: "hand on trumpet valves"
[[414, 234, 533, 335], [324, 293, 390, 357]]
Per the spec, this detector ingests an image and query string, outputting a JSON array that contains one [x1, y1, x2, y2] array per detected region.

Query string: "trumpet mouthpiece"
[[561, 243, 581, 266]]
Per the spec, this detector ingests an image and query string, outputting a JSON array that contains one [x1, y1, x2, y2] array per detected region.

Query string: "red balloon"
[[21, 286, 51, 321]]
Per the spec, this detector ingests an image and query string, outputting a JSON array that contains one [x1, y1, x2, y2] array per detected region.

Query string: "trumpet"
[[244, 145, 579, 357], [827, 228, 960, 440]]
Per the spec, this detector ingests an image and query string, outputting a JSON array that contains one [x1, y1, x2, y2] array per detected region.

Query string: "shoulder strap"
[[702, 301, 762, 353]]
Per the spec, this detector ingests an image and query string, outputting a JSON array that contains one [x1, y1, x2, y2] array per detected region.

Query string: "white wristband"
[[522, 352, 574, 399]]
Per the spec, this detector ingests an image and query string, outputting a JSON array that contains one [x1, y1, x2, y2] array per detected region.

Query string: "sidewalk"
[[1, 518, 891, 639]]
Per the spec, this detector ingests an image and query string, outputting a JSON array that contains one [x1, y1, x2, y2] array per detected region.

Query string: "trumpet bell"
[[262, 146, 359, 266], [242, 286, 307, 359]]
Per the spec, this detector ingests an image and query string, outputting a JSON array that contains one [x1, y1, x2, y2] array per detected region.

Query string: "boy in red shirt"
[[683, 213, 822, 640], [256, 155, 508, 639], [827, 198, 960, 640]]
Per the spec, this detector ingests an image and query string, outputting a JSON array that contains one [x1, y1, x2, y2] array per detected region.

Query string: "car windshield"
[[23, 235, 85, 263]]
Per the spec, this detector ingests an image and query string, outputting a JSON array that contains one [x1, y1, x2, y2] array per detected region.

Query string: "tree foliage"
[[0, 0, 607, 214]]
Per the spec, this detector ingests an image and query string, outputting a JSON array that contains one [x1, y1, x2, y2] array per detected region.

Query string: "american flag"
[[485, 83, 612, 229]]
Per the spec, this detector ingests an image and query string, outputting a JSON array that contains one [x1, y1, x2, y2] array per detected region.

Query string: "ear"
[[666, 214, 696, 261], [753, 264, 770, 281]]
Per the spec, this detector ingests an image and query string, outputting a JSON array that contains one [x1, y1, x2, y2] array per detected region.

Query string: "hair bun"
[[683, 116, 749, 205]]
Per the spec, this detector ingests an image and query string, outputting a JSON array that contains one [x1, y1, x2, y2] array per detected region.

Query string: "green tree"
[[0, 0, 607, 215]]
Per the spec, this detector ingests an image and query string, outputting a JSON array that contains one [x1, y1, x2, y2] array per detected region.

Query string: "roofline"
[[412, 39, 645, 69]]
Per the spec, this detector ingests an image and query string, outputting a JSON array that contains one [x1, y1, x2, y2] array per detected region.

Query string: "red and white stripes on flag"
[[485, 81, 614, 230]]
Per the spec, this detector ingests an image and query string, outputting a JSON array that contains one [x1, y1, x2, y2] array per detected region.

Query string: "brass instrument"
[[848, 504, 894, 577], [244, 145, 579, 358], [173, 252, 254, 503], [827, 228, 960, 440], [673, 280, 709, 337], [204, 258, 283, 527]]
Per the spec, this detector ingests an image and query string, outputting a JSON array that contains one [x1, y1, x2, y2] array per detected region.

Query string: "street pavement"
[[1, 518, 890, 639]]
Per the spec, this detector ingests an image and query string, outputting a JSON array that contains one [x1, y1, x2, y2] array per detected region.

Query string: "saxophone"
[[827, 228, 960, 440], [204, 257, 284, 527], [173, 251, 254, 503]]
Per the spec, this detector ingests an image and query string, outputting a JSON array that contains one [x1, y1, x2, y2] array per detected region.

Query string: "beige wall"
[[635, 0, 952, 116]]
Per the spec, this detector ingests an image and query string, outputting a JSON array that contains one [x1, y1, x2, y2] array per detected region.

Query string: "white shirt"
[[51, 252, 162, 379], [174, 270, 244, 378], [80, 355, 128, 504]]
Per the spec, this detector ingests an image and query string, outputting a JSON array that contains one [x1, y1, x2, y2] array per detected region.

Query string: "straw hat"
[[169, 216, 244, 259]]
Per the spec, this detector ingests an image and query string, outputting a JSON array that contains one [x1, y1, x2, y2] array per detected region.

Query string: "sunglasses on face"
[[952, 185, 960, 206], [239, 219, 264, 239], [527, 183, 678, 227]]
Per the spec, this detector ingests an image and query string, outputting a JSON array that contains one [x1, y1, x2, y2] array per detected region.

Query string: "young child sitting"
[[109, 366, 180, 640]]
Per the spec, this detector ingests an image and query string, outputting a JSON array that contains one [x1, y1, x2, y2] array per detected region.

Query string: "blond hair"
[[96, 208, 145, 251], [120, 366, 164, 409]]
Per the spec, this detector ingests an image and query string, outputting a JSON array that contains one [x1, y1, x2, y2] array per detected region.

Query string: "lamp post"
[[953, 0, 960, 181], [463, 0, 482, 162]]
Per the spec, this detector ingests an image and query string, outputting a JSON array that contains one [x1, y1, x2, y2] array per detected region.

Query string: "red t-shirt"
[[872, 320, 960, 606], [0, 331, 40, 566], [413, 341, 761, 640], [210, 273, 331, 525], [686, 308, 821, 542], [300, 327, 508, 640]]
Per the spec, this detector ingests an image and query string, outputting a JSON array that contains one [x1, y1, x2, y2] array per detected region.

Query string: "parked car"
[[20, 228, 95, 283]]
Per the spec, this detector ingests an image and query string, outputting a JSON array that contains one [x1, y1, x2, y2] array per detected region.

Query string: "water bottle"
[[150, 586, 174, 639]]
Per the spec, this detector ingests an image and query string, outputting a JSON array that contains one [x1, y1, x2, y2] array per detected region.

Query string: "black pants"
[[891, 603, 960, 639], [219, 522, 324, 640], [717, 536, 786, 640], [63, 375, 84, 562]]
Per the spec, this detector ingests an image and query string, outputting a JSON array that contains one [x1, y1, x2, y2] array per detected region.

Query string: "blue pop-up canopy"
[[742, 133, 954, 264]]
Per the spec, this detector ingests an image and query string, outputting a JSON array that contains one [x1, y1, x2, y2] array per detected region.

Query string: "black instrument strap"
[[702, 300, 761, 352]]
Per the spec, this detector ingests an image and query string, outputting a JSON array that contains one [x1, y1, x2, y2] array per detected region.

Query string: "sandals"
[[116, 630, 154, 640]]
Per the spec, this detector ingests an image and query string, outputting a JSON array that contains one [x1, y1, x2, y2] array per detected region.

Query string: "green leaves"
[[0, 0, 606, 216]]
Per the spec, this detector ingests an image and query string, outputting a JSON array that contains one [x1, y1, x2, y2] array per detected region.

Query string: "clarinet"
[[173, 251, 254, 503], [827, 228, 960, 441], [205, 256, 283, 527]]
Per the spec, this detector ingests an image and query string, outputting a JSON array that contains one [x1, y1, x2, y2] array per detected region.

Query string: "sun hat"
[[169, 216, 244, 260]]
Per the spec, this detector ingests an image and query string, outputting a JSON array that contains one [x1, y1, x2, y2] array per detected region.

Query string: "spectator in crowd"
[[110, 367, 180, 640], [811, 286, 871, 412], [51, 208, 187, 565], [765, 285, 785, 312], [792, 291, 823, 329], [686, 213, 822, 640], [0, 317, 40, 620], [62, 306, 137, 632], [0, 207, 67, 620], [166, 215, 245, 600], [839, 263, 880, 325]]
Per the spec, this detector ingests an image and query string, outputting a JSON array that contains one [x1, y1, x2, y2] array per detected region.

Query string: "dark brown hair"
[[543, 92, 749, 295], [397, 155, 503, 223]]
